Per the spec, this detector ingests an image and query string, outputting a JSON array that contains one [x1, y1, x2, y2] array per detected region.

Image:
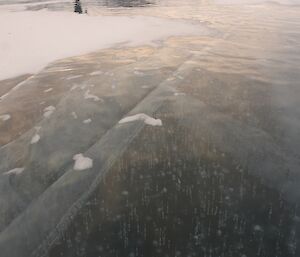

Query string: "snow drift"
[[0, 9, 202, 80]]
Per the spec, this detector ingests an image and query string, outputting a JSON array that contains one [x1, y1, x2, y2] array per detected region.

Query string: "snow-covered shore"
[[0, 9, 201, 80]]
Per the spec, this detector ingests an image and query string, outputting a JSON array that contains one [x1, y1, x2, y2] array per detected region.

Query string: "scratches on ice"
[[119, 113, 162, 126], [73, 154, 93, 171]]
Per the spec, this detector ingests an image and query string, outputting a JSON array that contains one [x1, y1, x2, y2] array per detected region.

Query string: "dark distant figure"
[[74, 0, 83, 14]]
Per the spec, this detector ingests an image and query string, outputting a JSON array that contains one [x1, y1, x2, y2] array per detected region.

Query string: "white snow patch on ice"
[[254, 225, 263, 232], [166, 77, 176, 81], [0, 9, 201, 80], [70, 84, 79, 91], [73, 153, 93, 171], [43, 105, 55, 118], [83, 118, 92, 124], [133, 70, 145, 76], [66, 75, 83, 80], [84, 89, 101, 102], [174, 92, 186, 96], [3, 167, 25, 176], [0, 93, 9, 101], [30, 133, 40, 144], [44, 87, 53, 93], [0, 114, 11, 121], [71, 111, 78, 119], [119, 113, 162, 126], [105, 71, 114, 77], [90, 71, 103, 76], [121, 190, 129, 196]]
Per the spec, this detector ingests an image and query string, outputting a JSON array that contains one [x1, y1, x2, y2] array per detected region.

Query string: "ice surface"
[[0, 9, 200, 80], [73, 154, 93, 171], [119, 113, 162, 126]]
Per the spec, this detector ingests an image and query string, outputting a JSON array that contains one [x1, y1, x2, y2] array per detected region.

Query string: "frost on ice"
[[3, 167, 25, 176], [43, 105, 56, 118], [73, 154, 93, 171], [0, 114, 11, 121], [119, 113, 162, 126]]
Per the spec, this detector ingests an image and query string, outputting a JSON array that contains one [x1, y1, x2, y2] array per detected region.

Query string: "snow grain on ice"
[[73, 154, 93, 171], [119, 113, 162, 126]]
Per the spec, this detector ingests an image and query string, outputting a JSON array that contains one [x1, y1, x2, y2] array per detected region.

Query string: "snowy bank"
[[0, 9, 202, 80]]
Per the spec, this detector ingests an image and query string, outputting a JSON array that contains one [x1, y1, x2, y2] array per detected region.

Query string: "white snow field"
[[0, 9, 201, 80]]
